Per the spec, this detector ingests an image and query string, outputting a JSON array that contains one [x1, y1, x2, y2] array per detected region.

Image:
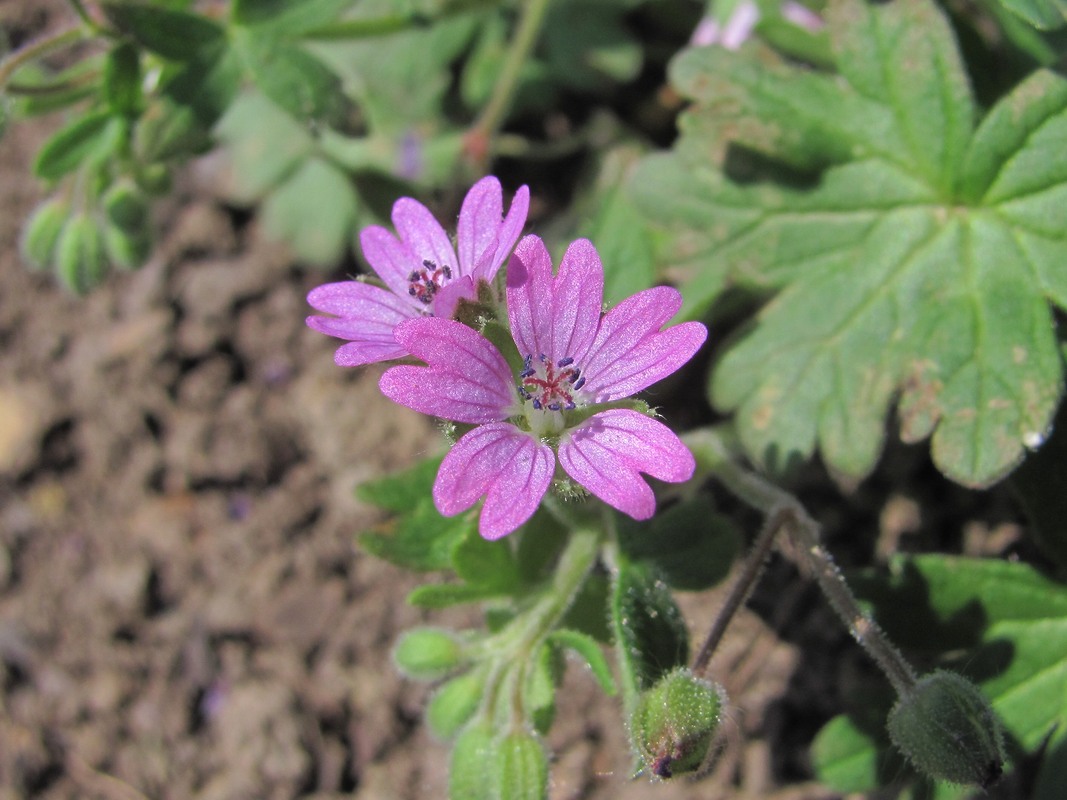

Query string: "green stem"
[[66, 0, 95, 28], [467, 0, 553, 161], [475, 524, 602, 727], [685, 427, 918, 696], [0, 26, 90, 91]]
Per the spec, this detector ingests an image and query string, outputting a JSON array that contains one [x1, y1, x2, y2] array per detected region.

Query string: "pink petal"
[[457, 178, 531, 281], [306, 281, 415, 366], [433, 423, 555, 539], [431, 274, 477, 319], [359, 226, 424, 305], [378, 317, 515, 423], [392, 197, 460, 277], [557, 409, 695, 520], [580, 286, 707, 401], [506, 236, 603, 364]]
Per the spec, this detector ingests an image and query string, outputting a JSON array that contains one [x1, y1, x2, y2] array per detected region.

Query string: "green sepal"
[[428, 667, 488, 740]]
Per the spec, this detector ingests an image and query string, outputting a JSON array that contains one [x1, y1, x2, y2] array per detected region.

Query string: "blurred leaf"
[[231, 0, 357, 34], [102, 42, 141, 116], [214, 90, 313, 201], [162, 45, 242, 126], [33, 109, 119, 180], [611, 558, 689, 698], [358, 456, 477, 572], [814, 555, 1067, 795], [260, 156, 358, 266], [548, 629, 616, 695], [408, 581, 510, 608], [633, 0, 1067, 488], [525, 643, 561, 734], [542, 0, 642, 91], [102, 2, 227, 61], [233, 30, 352, 127], [616, 495, 741, 592], [450, 529, 521, 591], [995, 0, 1067, 28], [578, 146, 658, 305]]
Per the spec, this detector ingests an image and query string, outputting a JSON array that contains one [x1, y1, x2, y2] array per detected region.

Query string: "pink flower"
[[379, 235, 708, 539], [305, 176, 530, 366]]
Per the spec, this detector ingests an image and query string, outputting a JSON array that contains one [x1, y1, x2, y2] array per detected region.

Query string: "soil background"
[[0, 4, 1032, 800]]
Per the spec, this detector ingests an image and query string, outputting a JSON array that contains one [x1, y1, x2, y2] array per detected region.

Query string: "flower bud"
[[427, 669, 486, 740], [134, 99, 205, 163], [21, 197, 70, 271], [393, 627, 465, 681], [104, 224, 152, 271], [887, 670, 1005, 788], [449, 722, 497, 800], [630, 667, 725, 778], [102, 179, 149, 232], [55, 212, 107, 294], [495, 730, 548, 800]]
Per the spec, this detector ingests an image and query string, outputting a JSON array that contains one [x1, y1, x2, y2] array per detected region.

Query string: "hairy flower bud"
[[888, 670, 1006, 788], [393, 627, 465, 681], [21, 197, 70, 271], [630, 668, 725, 778], [55, 213, 107, 294], [427, 668, 486, 740], [496, 730, 549, 800], [449, 722, 497, 800]]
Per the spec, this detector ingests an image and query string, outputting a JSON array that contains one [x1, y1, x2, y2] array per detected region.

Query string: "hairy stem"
[[467, 0, 553, 164], [685, 428, 918, 696], [0, 26, 89, 91]]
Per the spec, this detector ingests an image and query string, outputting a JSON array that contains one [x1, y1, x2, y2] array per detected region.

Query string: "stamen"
[[407, 258, 454, 304], [518, 353, 586, 413]]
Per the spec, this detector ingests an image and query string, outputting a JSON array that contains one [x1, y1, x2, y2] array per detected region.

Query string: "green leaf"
[[811, 715, 889, 794], [407, 581, 509, 608], [231, 0, 356, 34], [103, 42, 141, 116], [33, 110, 120, 180], [260, 156, 358, 266], [615, 495, 740, 592], [577, 146, 658, 305], [815, 555, 1067, 795], [996, 0, 1067, 29], [358, 456, 476, 572], [102, 2, 227, 61], [633, 0, 1067, 488], [542, 0, 643, 91], [611, 558, 689, 703], [161, 45, 242, 126], [233, 31, 352, 127], [450, 529, 521, 592], [548, 629, 616, 695]]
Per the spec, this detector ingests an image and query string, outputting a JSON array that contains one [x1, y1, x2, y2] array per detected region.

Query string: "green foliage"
[[813, 555, 1067, 797], [632, 0, 1067, 488], [995, 0, 1067, 29], [615, 494, 741, 592]]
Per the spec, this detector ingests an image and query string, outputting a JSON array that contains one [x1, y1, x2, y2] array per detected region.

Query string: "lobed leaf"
[[633, 0, 1067, 487]]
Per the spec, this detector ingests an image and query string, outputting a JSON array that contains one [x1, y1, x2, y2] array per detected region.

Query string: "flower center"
[[407, 259, 453, 304], [518, 354, 586, 412]]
